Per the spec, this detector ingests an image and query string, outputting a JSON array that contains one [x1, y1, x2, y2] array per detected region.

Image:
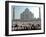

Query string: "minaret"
[[13, 6, 15, 20], [39, 7, 41, 19]]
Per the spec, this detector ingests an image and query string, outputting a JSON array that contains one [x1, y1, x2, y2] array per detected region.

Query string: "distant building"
[[20, 8, 34, 20]]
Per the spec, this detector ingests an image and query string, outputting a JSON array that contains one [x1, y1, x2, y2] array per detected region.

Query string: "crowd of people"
[[12, 23, 41, 31]]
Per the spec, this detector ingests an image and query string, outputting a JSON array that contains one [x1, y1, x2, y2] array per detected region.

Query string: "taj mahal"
[[12, 8, 41, 31]]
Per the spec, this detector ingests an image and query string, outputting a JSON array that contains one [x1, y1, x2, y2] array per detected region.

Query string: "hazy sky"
[[12, 6, 39, 19]]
